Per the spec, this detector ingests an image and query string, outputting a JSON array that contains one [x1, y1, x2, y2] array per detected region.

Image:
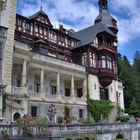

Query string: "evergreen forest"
[[117, 51, 140, 116]]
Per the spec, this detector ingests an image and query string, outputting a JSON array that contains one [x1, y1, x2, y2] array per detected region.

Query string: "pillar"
[[71, 75, 75, 97], [21, 60, 27, 87], [57, 72, 60, 94], [83, 78, 87, 98], [40, 69, 44, 93]]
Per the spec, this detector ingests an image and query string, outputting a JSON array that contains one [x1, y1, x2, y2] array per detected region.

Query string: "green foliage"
[[65, 134, 97, 140], [116, 115, 130, 122], [78, 118, 95, 124], [17, 115, 48, 136], [2, 94, 7, 114], [32, 118, 48, 125], [57, 116, 63, 124], [117, 52, 140, 116], [87, 99, 113, 122]]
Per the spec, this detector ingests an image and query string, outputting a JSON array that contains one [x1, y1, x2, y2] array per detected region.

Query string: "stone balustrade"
[[0, 122, 140, 140]]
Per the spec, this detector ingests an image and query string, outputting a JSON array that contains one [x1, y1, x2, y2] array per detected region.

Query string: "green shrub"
[[57, 116, 63, 124], [87, 99, 113, 122], [79, 118, 95, 124], [116, 115, 130, 122], [33, 118, 48, 125], [65, 135, 97, 140], [65, 138, 73, 140]]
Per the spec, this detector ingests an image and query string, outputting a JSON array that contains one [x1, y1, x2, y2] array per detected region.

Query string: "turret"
[[95, 0, 118, 34]]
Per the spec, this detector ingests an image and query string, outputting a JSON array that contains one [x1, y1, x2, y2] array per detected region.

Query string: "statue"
[[47, 104, 57, 123]]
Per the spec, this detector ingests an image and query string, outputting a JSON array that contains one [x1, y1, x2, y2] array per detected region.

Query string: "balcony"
[[12, 86, 27, 95], [98, 68, 116, 87], [98, 43, 117, 54]]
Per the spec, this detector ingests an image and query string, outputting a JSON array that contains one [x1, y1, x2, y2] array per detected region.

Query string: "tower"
[[95, 0, 118, 34]]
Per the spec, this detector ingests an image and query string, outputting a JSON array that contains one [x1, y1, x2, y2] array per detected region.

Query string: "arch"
[[13, 112, 21, 121], [116, 133, 125, 139]]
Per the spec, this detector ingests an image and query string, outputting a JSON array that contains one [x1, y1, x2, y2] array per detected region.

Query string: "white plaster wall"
[[108, 80, 117, 103], [88, 74, 100, 100], [117, 81, 125, 110]]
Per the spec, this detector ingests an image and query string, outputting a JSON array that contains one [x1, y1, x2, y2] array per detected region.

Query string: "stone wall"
[[0, 0, 16, 92], [29, 101, 87, 122]]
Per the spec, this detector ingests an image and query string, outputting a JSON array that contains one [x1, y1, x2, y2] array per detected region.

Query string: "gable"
[[29, 10, 52, 27]]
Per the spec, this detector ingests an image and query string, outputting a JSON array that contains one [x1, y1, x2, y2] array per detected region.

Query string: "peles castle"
[[0, 0, 124, 124]]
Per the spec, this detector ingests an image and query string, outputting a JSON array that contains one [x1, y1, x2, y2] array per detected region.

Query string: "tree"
[[117, 53, 140, 115]]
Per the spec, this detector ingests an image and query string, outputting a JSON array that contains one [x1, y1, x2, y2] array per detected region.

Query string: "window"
[[58, 52, 65, 60], [71, 39, 74, 47], [100, 88, 109, 100], [51, 85, 56, 95], [35, 83, 40, 93], [90, 53, 96, 68], [31, 106, 37, 117], [79, 109, 83, 118], [101, 56, 106, 68], [39, 26, 43, 34], [112, 19, 117, 26], [44, 28, 48, 36], [107, 56, 112, 69], [77, 88, 83, 98], [35, 25, 39, 33], [49, 31, 57, 43], [82, 53, 87, 66], [65, 88, 70, 97], [65, 37, 68, 47], [17, 19, 22, 26]]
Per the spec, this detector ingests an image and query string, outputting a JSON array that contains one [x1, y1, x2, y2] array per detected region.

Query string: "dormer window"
[[112, 19, 117, 26]]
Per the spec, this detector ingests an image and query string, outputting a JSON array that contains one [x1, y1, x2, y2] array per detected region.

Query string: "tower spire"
[[98, 0, 108, 11], [40, 0, 43, 11]]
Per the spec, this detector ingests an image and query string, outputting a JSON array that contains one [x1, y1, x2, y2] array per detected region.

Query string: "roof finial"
[[98, 0, 108, 11], [40, 0, 43, 11]]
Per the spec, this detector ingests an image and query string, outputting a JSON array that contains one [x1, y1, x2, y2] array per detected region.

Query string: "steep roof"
[[29, 10, 52, 27], [95, 9, 117, 30], [71, 22, 116, 48]]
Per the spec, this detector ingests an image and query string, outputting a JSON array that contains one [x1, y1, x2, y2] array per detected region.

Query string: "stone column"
[[71, 75, 75, 97], [21, 60, 27, 87], [83, 78, 87, 98], [57, 72, 60, 94], [40, 69, 44, 93]]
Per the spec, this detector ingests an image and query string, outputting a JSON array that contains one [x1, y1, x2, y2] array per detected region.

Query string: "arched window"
[[13, 112, 21, 121], [107, 56, 112, 69]]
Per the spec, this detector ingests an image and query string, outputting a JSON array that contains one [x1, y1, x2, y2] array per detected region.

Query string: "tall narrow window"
[[65, 88, 70, 97], [35, 83, 40, 93], [35, 25, 39, 33], [77, 88, 83, 98], [100, 88, 109, 100], [101, 56, 106, 68], [39, 26, 43, 34], [82, 53, 87, 66], [79, 109, 83, 118], [90, 53, 96, 68], [51, 85, 56, 95], [31, 106, 37, 117], [107, 56, 112, 69]]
